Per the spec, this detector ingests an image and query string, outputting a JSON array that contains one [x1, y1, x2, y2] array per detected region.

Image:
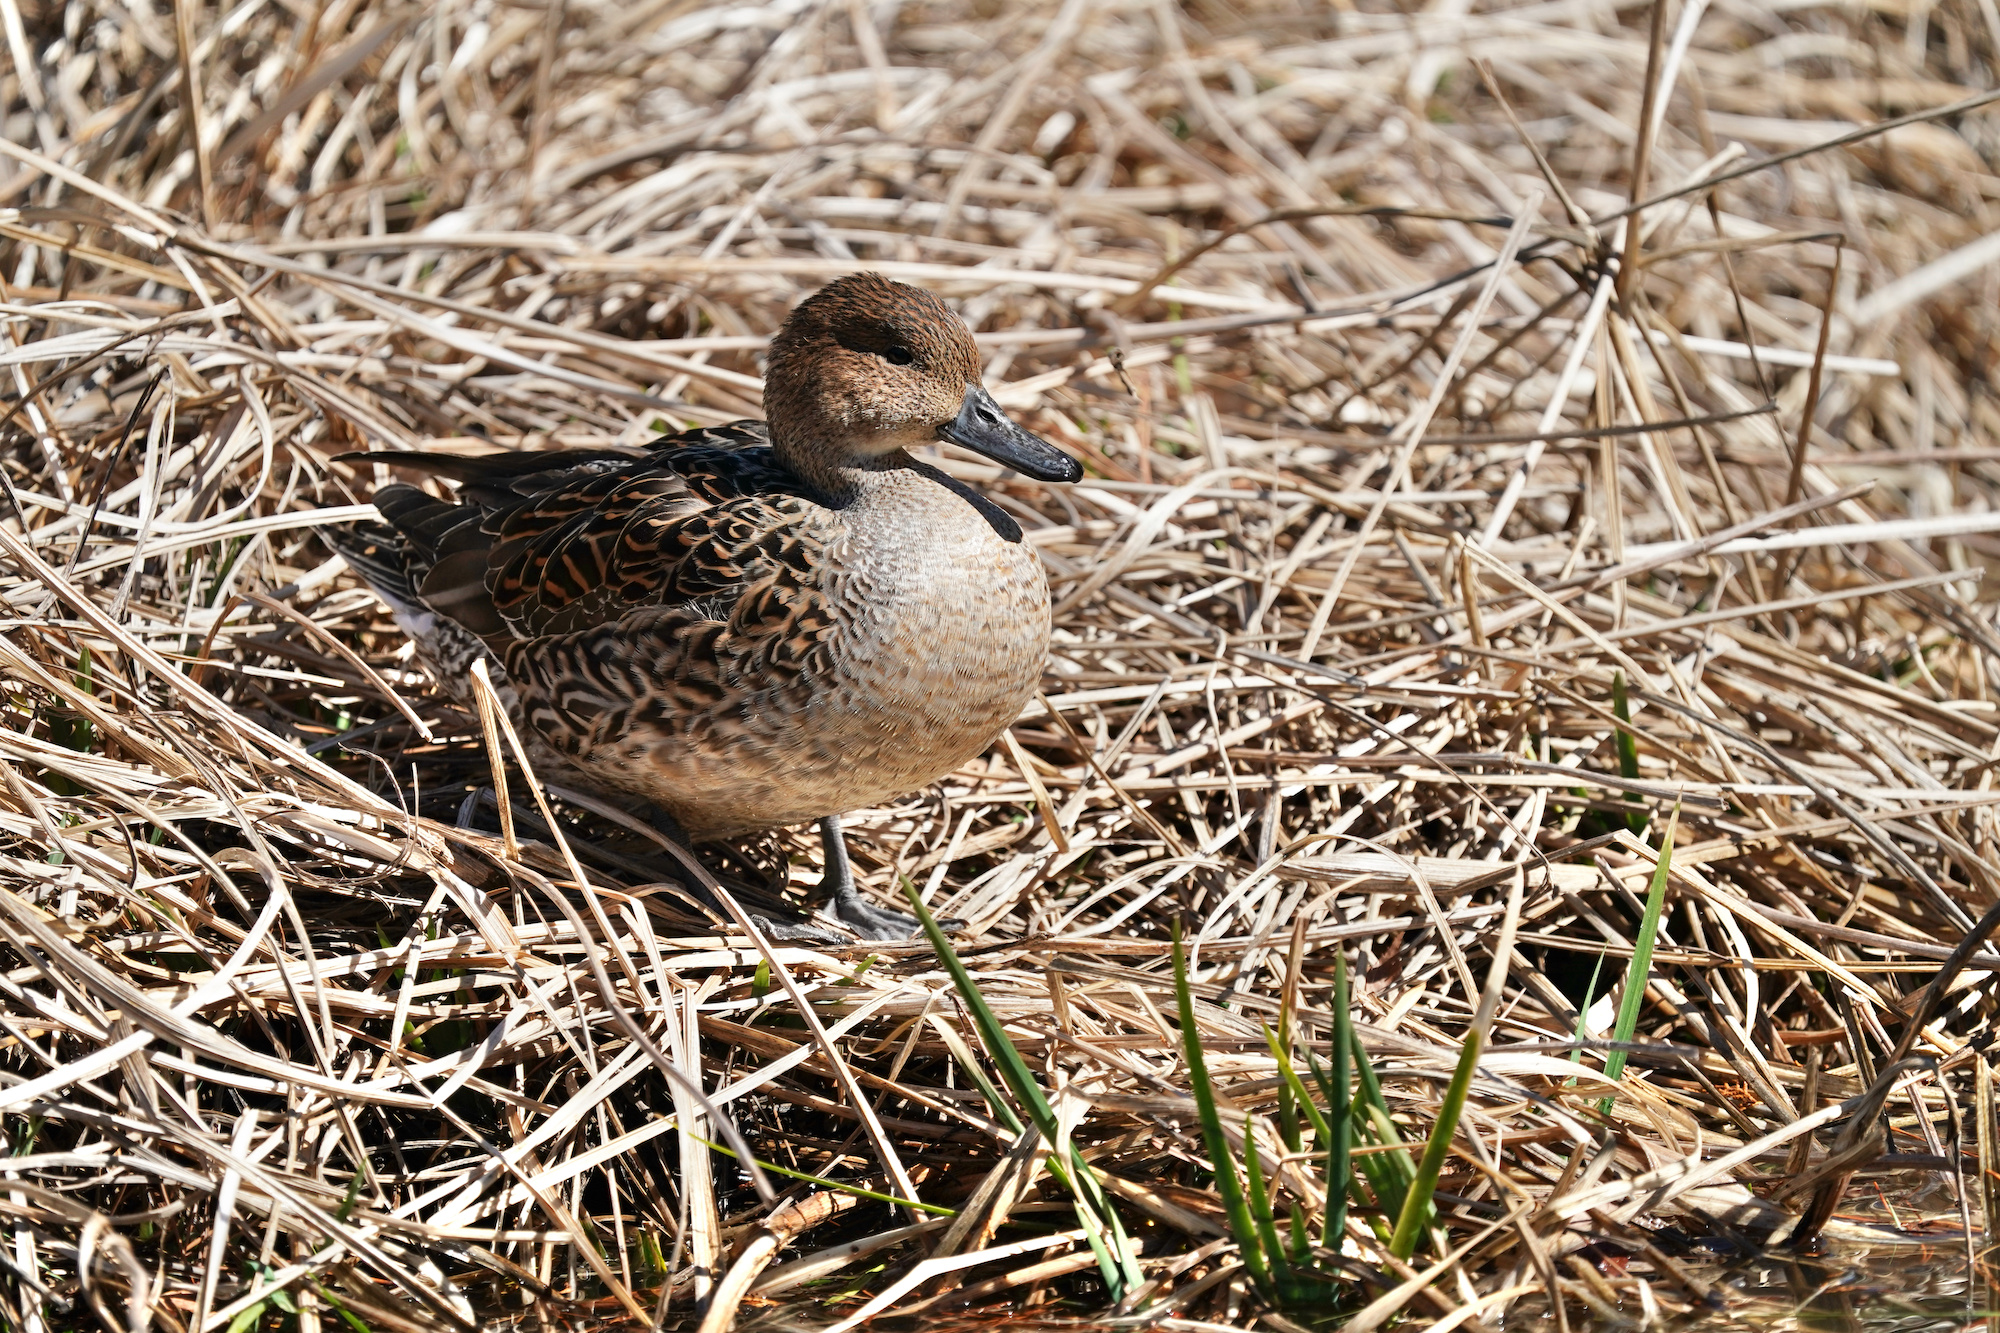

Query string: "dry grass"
[[3, 0, 2000, 1327]]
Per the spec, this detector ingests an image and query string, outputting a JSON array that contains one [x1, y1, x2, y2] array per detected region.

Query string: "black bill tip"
[[937, 384, 1083, 483]]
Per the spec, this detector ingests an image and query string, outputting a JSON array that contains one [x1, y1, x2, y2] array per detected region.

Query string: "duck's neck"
[[778, 440, 925, 509], [784, 442, 1026, 546]]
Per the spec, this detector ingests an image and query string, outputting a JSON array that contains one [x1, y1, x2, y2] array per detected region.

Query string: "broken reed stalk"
[[0, 0, 1998, 1328]]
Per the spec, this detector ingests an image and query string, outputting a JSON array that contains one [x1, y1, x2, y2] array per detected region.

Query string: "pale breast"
[[566, 473, 1053, 840]]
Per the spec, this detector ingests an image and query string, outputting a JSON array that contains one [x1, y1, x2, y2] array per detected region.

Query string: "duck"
[[329, 272, 1082, 938]]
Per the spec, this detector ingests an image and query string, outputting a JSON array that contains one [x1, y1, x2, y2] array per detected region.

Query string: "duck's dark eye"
[[883, 346, 914, 366]]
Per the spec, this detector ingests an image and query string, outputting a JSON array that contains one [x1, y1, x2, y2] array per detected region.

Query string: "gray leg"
[[648, 805, 692, 846], [648, 806, 848, 945], [820, 815, 932, 940]]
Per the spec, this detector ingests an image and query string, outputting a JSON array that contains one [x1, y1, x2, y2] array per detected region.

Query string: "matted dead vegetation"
[[3, 0, 2000, 1327]]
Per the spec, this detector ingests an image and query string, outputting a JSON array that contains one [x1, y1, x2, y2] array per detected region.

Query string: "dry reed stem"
[[2, 0, 2000, 1327]]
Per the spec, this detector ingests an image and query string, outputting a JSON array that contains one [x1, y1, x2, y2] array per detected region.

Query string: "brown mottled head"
[[763, 272, 1081, 486]]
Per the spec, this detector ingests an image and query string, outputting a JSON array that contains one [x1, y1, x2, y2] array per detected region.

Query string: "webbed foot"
[[819, 815, 963, 940], [644, 807, 844, 942]]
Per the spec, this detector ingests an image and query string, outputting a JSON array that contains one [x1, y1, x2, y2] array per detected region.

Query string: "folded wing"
[[341, 422, 831, 651]]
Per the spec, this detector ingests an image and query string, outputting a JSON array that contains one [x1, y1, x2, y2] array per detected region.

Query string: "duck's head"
[[762, 272, 1083, 487]]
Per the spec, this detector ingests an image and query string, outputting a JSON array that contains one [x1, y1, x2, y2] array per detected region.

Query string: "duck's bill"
[[939, 385, 1083, 483]]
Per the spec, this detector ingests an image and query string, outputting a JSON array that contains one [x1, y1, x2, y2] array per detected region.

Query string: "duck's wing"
[[336, 421, 831, 644]]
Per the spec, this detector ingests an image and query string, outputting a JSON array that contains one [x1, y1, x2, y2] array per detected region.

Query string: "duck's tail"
[[324, 502, 504, 711], [322, 517, 424, 616]]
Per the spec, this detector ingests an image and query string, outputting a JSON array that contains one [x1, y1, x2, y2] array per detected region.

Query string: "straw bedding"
[[1, 0, 1999, 1326]]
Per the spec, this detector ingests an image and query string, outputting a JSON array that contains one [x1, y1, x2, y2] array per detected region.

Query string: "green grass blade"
[[335, 1168, 365, 1222], [1352, 1033, 1393, 1123], [903, 885, 1056, 1136], [1171, 920, 1274, 1297], [1276, 988, 1302, 1155], [1601, 806, 1679, 1112], [690, 1134, 957, 1216], [903, 886, 1137, 1296], [1386, 821, 1529, 1261], [1567, 949, 1607, 1087], [1352, 1044, 1415, 1182], [1325, 952, 1353, 1246], [1093, 1177, 1144, 1292], [1277, 1059, 1300, 1155], [1386, 1025, 1482, 1259], [1612, 671, 1646, 832], [1240, 1121, 1292, 1287], [310, 1285, 374, 1333], [925, 1006, 1024, 1136], [1344, 1039, 1417, 1227], [1055, 1142, 1144, 1293], [1264, 1017, 1368, 1261], [1306, 1047, 1340, 1112], [1352, 1143, 1399, 1245], [639, 1229, 665, 1284], [1264, 1027, 1333, 1143]]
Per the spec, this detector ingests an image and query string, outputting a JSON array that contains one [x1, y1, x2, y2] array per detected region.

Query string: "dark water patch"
[[1690, 1237, 1985, 1333]]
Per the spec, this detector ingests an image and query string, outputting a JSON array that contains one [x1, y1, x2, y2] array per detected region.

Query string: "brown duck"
[[332, 273, 1081, 937]]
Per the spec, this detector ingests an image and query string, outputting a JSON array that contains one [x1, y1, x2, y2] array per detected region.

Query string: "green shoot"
[[1326, 952, 1353, 1246], [1611, 672, 1645, 832], [1601, 806, 1679, 1113], [1569, 949, 1607, 1083], [336, 1168, 365, 1221], [310, 1284, 374, 1333], [691, 1134, 955, 1216], [904, 885, 1140, 1297], [1171, 920, 1274, 1298], [1387, 1022, 1481, 1258], [1390, 848, 1529, 1261]]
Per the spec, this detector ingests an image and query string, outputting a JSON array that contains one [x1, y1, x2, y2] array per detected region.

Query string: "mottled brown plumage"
[[331, 274, 1081, 934]]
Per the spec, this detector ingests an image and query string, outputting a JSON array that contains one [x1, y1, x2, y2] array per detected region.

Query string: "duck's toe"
[[831, 886, 967, 940], [818, 814, 965, 939], [831, 887, 926, 940], [751, 913, 852, 946]]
